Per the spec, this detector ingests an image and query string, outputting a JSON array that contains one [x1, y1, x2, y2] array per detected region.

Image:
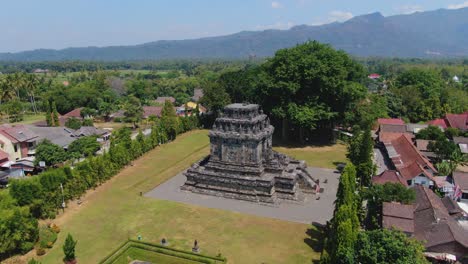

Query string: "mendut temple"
[[181, 103, 317, 204]]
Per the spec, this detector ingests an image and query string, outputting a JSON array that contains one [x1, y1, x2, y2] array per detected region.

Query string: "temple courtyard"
[[36, 130, 345, 264], [146, 167, 339, 224]]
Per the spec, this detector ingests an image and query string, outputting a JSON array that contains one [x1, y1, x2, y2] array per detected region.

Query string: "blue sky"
[[1, 0, 467, 52]]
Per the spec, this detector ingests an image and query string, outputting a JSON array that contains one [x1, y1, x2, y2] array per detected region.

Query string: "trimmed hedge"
[[99, 239, 226, 264]]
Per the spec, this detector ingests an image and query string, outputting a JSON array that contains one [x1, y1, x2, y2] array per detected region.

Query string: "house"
[[176, 102, 207, 117], [445, 113, 468, 131], [382, 185, 468, 260], [453, 137, 468, 154], [427, 118, 448, 129], [73, 126, 111, 141], [453, 171, 468, 201], [154, 97, 175, 104], [368, 73, 381, 79], [0, 149, 10, 167], [372, 170, 408, 186], [406, 123, 429, 134], [415, 139, 437, 160], [0, 125, 38, 161], [382, 202, 414, 234], [63, 107, 84, 119], [143, 106, 163, 119], [383, 134, 438, 188], [26, 126, 77, 149], [192, 88, 203, 102], [427, 112, 468, 131], [377, 118, 405, 126]]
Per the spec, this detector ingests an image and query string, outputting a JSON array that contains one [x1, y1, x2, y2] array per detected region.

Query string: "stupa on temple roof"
[[181, 103, 316, 204]]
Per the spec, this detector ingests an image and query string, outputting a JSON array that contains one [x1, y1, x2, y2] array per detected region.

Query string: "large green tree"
[[160, 100, 179, 140], [0, 192, 38, 259], [355, 229, 428, 264], [254, 41, 367, 141], [34, 139, 69, 166]]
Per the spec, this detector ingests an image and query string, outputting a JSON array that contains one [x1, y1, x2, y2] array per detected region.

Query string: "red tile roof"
[[388, 134, 437, 181], [427, 118, 448, 129], [379, 132, 410, 143], [377, 118, 405, 125], [445, 113, 467, 131], [372, 170, 408, 186], [0, 125, 37, 143], [63, 108, 83, 118]]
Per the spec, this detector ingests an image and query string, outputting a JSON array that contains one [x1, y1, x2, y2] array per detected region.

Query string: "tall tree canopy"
[[219, 41, 367, 141]]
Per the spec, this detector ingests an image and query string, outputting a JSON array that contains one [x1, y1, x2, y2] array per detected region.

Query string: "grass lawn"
[[274, 142, 348, 169], [38, 130, 320, 264], [9, 113, 45, 125]]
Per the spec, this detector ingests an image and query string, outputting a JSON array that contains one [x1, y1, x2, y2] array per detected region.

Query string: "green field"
[[38, 130, 323, 264], [274, 142, 348, 169]]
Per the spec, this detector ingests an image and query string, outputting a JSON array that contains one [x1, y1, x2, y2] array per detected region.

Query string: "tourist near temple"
[[181, 103, 317, 204]]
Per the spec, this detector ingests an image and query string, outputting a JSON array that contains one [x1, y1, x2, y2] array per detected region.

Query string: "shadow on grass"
[[304, 222, 326, 264]]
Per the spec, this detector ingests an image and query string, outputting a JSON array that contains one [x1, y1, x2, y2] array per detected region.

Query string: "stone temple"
[[181, 103, 317, 204]]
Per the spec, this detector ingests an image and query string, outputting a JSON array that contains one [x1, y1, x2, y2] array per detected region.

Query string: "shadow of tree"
[[304, 222, 326, 264]]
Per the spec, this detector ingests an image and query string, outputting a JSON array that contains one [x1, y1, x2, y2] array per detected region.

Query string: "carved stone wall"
[[181, 103, 316, 204]]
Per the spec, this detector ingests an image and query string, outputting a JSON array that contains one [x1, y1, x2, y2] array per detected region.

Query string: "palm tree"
[[25, 74, 39, 114], [0, 75, 17, 103]]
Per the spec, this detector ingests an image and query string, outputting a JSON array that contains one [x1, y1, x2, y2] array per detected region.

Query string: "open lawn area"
[[38, 130, 322, 264], [4, 113, 45, 125], [274, 142, 348, 169]]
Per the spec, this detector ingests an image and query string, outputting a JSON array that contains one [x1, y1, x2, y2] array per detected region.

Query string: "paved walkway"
[[145, 167, 339, 224]]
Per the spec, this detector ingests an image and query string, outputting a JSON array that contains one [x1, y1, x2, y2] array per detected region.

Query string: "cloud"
[[448, 1, 468, 9], [311, 10, 353, 25], [328, 10, 354, 22], [397, 5, 424, 14], [255, 21, 294, 30], [271, 1, 282, 9]]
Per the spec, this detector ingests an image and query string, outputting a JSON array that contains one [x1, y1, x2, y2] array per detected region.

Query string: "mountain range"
[[1, 7, 468, 61]]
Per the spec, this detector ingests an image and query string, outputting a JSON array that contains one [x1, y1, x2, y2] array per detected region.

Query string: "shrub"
[[38, 226, 58, 249], [36, 247, 46, 256], [50, 223, 61, 233]]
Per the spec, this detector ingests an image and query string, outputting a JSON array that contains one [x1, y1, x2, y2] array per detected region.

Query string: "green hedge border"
[[99, 239, 226, 264]]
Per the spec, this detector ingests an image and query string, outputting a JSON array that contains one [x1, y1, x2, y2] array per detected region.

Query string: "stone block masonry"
[[181, 103, 317, 204]]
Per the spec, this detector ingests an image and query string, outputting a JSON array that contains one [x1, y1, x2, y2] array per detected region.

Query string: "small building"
[[383, 134, 438, 188], [0, 125, 38, 161], [427, 113, 468, 132], [453, 171, 468, 201], [372, 170, 408, 186], [377, 118, 405, 126], [143, 106, 163, 119], [368, 73, 382, 79], [192, 88, 204, 102], [415, 139, 437, 160], [382, 185, 468, 260], [453, 137, 468, 154]]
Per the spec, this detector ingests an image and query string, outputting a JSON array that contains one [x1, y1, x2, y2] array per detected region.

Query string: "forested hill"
[[1, 7, 468, 61]]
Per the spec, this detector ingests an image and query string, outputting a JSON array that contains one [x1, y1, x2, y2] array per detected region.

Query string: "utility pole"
[[60, 183, 65, 213]]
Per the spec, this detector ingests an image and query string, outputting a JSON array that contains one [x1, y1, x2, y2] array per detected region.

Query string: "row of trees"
[[1, 106, 200, 259], [320, 164, 427, 264]]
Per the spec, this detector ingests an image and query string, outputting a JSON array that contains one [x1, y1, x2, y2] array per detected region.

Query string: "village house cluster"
[[371, 113, 468, 260]]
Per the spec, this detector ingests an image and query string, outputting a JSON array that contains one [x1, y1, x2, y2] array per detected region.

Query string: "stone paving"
[[145, 167, 339, 224]]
